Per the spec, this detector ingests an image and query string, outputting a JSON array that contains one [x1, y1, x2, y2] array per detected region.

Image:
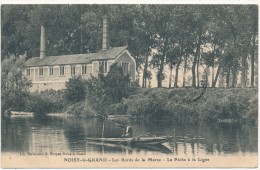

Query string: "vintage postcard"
[[1, 3, 258, 168]]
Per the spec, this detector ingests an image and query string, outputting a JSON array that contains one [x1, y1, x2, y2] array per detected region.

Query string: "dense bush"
[[25, 95, 56, 115], [198, 95, 246, 122], [107, 102, 127, 115], [2, 89, 29, 113], [64, 76, 87, 104], [246, 95, 258, 123], [37, 90, 64, 111], [85, 75, 110, 115], [123, 94, 157, 118], [83, 63, 133, 115], [101, 64, 131, 103], [2, 89, 64, 116], [195, 88, 256, 122], [165, 102, 198, 123], [123, 91, 198, 122], [123, 88, 257, 123], [1, 56, 32, 114]]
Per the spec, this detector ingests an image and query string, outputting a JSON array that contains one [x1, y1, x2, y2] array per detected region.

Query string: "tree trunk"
[[157, 55, 165, 88], [142, 46, 149, 88], [197, 54, 200, 87], [191, 56, 197, 87], [174, 61, 181, 88], [211, 46, 216, 87], [191, 55, 197, 88], [241, 55, 247, 88], [206, 65, 210, 86], [226, 66, 230, 89], [142, 73, 145, 88], [231, 64, 237, 88], [157, 38, 168, 88], [169, 62, 173, 88], [192, 29, 202, 88], [211, 66, 214, 87], [183, 55, 187, 87], [251, 34, 256, 87], [219, 68, 224, 87], [142, 55, 148, 88]]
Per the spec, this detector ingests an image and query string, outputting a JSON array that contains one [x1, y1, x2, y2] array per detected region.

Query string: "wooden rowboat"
[[107, 115, 129, 119], [86, 140, 173, 154], [8, 111, 34, 117], [86, 136, 174, 146]]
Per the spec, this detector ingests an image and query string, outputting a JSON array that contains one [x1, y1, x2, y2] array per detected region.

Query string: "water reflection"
[[30, 127, 69, 153], [1, 116, 258, 156]]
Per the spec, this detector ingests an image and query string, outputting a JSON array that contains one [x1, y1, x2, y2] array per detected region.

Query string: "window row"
[[26, 65, 91, 77], [98, 61, 129, 74], [26, 62, 129, 77]]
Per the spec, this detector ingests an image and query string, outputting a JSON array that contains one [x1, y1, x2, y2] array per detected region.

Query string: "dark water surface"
[[1, 116, 258, 156]]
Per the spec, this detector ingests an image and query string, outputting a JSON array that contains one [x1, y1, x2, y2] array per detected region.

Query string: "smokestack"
[[40, 23, 46, 59], [102, 15, 109, 50]]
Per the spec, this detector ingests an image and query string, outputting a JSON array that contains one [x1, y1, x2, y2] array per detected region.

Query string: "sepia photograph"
[[1, 4, 258, 168]]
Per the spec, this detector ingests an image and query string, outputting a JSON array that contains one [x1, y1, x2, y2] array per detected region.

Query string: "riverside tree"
[[84, 63, 131, 115], [1, 55, 32, 112], [64, 76, 87, 104]]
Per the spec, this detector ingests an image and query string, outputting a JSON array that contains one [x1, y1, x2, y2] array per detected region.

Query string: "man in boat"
[[121, 123, 133, 138]]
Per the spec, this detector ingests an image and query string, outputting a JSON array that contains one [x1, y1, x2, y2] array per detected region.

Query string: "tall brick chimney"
[[40, 22, 46, 59], [102, 15, 109, 50]]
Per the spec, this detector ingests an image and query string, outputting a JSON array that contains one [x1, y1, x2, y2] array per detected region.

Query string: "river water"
[[1, 115, 258, 157]]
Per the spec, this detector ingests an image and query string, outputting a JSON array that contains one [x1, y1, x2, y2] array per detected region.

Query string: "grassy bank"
[[119, 88, 257, 123], [65, 87, 258, 124]]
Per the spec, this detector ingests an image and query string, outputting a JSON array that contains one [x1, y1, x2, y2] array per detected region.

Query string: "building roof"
[[26, 46, 128, 67]]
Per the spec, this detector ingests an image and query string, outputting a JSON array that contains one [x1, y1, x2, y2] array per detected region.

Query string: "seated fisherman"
[[121, 124, 133, 138]]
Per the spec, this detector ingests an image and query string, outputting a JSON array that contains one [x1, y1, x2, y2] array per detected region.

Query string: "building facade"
[[25, 15, 136, 92]]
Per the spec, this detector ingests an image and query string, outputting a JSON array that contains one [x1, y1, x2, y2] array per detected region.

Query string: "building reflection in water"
[[29, 127, 70, 153]]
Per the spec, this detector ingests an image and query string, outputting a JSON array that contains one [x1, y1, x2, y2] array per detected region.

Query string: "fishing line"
[[94, 112, 126, 128], [184, 65, 208, 104], [93, 66, 208, 125]]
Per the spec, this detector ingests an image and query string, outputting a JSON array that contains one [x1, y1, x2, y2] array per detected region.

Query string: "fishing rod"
[[94, 111, 126, 128]]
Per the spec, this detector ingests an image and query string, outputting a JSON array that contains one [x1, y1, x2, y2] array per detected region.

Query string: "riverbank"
[[49, 87, 259, 123], [2, 87, 257, 124], [121, 88, 258, 123]]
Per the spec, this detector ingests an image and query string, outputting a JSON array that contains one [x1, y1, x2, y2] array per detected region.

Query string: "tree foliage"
[[85, 63, 131, 115], [64, 76, 87, 104], [1, 55, 32, 112], [1, 5, 258, 87]]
